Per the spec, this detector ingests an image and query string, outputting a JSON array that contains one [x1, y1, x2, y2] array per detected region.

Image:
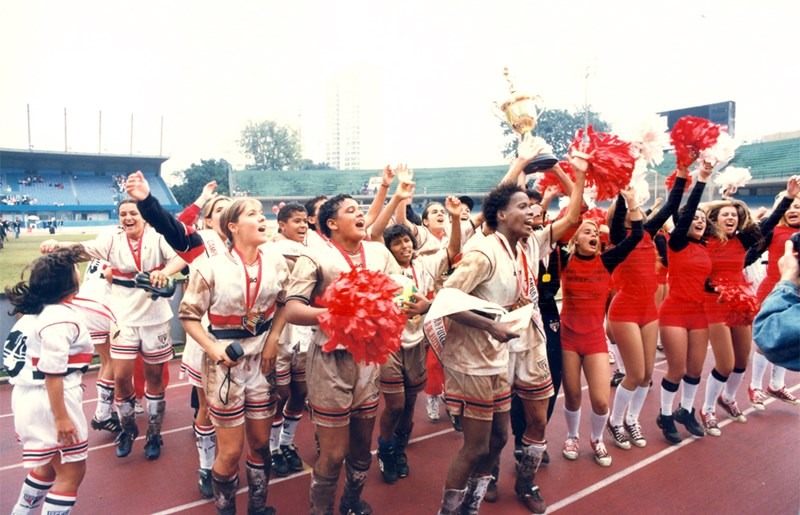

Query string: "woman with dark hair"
[[5, 248, 93, 515], [304, 195, 329, 248], [180, 197, 289, 515]]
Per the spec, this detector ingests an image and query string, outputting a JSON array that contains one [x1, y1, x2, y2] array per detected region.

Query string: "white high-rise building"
[[324, 67, 381, 170]]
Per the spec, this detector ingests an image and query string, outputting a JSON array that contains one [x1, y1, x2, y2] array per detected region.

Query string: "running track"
[[1, 350, 797, 514]]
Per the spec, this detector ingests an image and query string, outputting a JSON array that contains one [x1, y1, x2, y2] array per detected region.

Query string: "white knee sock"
[[11, 471, 53, 515], [590, 410, 609, 442], [723, 370, 745, 402], [564, 407, 581, 439], [627, 386, 649, 425], [194, 423, 216, 470], [770, 366, 787, 390], [610, 386, 635, 426], [750, 352, 769, 390]]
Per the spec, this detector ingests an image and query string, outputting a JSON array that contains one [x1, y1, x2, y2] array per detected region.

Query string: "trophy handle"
[[492, 102, 510, 125]]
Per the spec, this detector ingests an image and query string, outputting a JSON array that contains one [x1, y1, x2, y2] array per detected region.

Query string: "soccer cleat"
[[610, 370, 625, 388], [656, 414, 682, 445], [339, 499, 372, 515], [766, 386, 800, 406], [197, 468, 213, 498], [699, 411, 722, 437], [91, 412, 121, 433], [271, 449, 290, 477], [515, 482, 547, 514], [606, 420, 632, 450], [624, 420, 647, 448], [748, 387, 767, 411], [717, 396, 747, 422], [590, 439, 612, 467], [144, 434, 163, 460], [425, 395, 440, 421], [673, 405, 705, 437], [562, 436, 580, 460], [377, 446, 398, 484], [115, 427, 139, 458], [281, 444, 304, 472]]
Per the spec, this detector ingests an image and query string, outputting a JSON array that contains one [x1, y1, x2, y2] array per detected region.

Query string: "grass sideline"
[[0, 233, 98, 291]]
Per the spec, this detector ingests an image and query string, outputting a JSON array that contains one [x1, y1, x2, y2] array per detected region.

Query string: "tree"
[[502, 107, 611, 159], [170, 159, 231, 206], [239, 120, 301, 170]]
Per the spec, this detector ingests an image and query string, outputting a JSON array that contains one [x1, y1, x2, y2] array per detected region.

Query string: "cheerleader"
[[5, 248, 92, 515], [180, 197, 289, 515]]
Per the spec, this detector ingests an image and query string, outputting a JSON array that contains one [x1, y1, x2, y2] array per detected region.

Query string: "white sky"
[[1, 0, 798, 181]]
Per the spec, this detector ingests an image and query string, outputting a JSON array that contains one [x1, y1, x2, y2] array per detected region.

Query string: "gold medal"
[[541, 273, 551, 283]]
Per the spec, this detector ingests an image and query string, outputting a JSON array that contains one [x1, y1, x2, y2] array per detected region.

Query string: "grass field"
[[0, 233, 99, 291]]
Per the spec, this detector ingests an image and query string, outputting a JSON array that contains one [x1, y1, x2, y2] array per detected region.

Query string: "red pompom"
[[533, 162, 573, 195], [571, 126, 635, 201], [670, 116, 721, 168], [715, 279, 759, 327], [582, 207, 608, 228], [664, 170, 693, 192], [317, 268, 407, 364]]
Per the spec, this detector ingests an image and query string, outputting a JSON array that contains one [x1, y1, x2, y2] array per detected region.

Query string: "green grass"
[[0, 234, 98, 291]]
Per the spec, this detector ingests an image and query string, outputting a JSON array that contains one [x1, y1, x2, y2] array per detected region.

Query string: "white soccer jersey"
[[71, 296, 117, 346], [79, 258, 112, 303], [3, 303, 93, 388], [81, 226, 178, 326], [397, 248, 450, 349]]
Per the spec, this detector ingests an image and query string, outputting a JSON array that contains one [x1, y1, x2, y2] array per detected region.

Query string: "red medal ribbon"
[[232, 247, 262, 315], [126, 236, 143, 272], [328, 239, 366, 271], [495, 234, 531, 300]]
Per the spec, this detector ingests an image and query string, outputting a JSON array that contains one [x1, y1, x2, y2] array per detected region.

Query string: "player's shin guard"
[[459, 475, 492, 515], [437, 487, 468, 515], [195, 423, 217, 470], [94, 379, 115, 420], [146, 390, 166, 438], [41, 491, 77, 515], [340, 458, 370, 510], [309, 469, 339, 514], [212, 472, 239, 515], [246, 450, 273, 514], [11, 471, 54, 515], [515, 440, 546, 489]]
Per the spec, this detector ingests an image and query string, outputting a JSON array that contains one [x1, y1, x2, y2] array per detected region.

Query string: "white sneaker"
[[426, 395, 440, 421], [562, 436, 580, 460], [134, 398, 145, 415], [608, 349, 616, 365], [590, 439, 612, 467]]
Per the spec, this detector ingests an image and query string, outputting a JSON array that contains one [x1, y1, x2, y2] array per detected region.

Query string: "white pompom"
[[629, 115, 670, 166], [716, 166, 752, 196], [701, 132, 739, 171]]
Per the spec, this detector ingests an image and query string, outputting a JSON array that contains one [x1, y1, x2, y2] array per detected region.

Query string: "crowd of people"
[[5, 130, 800, 515]]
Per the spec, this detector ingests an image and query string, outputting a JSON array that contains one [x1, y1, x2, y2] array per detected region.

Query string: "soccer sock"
[[723, 368, 746, 402], [750, 351, 769, 390], [660, 378, 679, 416], [270, 416, 283, 452], [145, 390, 166, 436], [564, 407, 581, 439], [194, 423, 216, 470], [94, 378, 115, 420], [769, 366, 787, 390], [703, 369, 728, 414], [590, 410, 609, 442], [245, 452, 270, 513], [610, 385, 635, 426], [11, 471, 54, 515], [680, 375, 701, 411], [626, 386, 650, 425], [279, 409, 302, 447], [41, 491, 77, 515]]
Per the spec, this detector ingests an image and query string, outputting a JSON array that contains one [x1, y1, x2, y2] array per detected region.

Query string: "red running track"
[[1, 351, 798, 514]]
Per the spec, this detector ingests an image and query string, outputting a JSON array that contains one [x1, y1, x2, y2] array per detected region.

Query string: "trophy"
[[494, 67, 558, 174]]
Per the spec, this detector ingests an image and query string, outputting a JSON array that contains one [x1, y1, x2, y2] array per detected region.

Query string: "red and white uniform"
[[5, 303, 93, 468]]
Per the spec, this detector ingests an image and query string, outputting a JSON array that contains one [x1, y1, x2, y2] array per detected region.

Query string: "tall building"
[[324, 68, 381, 170]]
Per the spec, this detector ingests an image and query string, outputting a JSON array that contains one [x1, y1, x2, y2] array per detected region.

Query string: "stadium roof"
[[0, 148, 168, 175]]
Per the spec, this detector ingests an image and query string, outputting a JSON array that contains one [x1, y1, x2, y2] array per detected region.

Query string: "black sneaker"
[[515, 482, 547, 514], [197, 468, 213, 498], [91, 412, 121, 433], [281, 443, 304, 472], [541, 449, 550, 465], [377, 446, 398, 484], [339, 499, 372, 515], [673, 405, 705, 437], [395, 448, 409, 479], [450, 413, 463, 432], [271, 449, 290, 477], [610, 370, 625, 387], [144, 434, 163, 460], [115, 427, 139, 458], [656, 414, 682, 445]]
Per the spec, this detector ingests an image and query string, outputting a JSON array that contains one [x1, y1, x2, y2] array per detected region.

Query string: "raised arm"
[[444, 196, 463, 261], [645, 167, 689, 235], [364, 165, 396, 231], [368, 180, 415, 243], [549, 155, 588, 242], [669, 164, 712, 251], [602, 186, 644, 273], [759, 176, 800, 237]]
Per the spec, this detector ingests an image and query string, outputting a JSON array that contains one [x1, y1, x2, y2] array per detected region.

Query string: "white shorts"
[[204, 353, 276, 428], [13, 384, 89, 468], [112, 322, 173, 364], [180, 336, 205, 387]]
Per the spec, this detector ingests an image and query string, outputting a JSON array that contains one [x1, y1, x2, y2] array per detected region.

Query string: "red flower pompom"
[[664, 170, 693, 192], [582, 207, 608, 228], [317, 268, 406, 364], [534, 161, 574, 195], [715, 279, 759, 327], [571, 126, 636, 201], [670, 116, 721, 169]]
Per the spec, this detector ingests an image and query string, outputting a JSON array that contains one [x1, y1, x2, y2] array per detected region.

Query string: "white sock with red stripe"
[[41, 491, 76, 515], [279, 409, 303, 447], [94, 378, 115, 420], [270, 415, 284, 452], [11, 471, 54, 515], [194, 423, 216, 470]]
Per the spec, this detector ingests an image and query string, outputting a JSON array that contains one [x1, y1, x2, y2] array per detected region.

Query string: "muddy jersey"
[[266, 239, 314, 351], [3, 303, 92, 388], [415, 225, 449, 256], [180, 247, 289, 357], [306, 230, 329, 250], [285, 240, 401, 350], [81, 226, 178, 326], [71, 296, 117, 346], [397, 248, 451, 349]]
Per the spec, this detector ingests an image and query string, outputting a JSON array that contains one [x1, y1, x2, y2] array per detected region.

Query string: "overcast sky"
[[1, 0, 797, 180]]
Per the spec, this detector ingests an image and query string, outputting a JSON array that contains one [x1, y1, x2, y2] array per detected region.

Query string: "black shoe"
[[515, 482, 547, 514], [395, 449, 409, 479], [610, 370, 625, 387], [656, 414, 682, 445], [377, 446, 398, 484], [91, 412, 121, 433], [281, 444, 304, 472], [271, 449, 290, 477], [250, 508, 276, 515], [115, 427, 139, 458], [339, 500, 372, 515], [673, 405, 705, 437], [541, 449, 550, 466], [144, 434, 163, 460], [450, 413, 463, 432], [197, 468, 213, 498]]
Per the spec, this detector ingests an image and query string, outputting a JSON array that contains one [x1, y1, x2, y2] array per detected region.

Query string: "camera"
[[225, 341, 245, 362]]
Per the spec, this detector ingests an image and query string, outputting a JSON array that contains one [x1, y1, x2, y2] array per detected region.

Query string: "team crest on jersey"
[[3, 330, 27, 378], [537, 358, 549, 374], [242, 312, 266, 336], [549, 321, 560, 332], [157, 333, 169, 347]]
